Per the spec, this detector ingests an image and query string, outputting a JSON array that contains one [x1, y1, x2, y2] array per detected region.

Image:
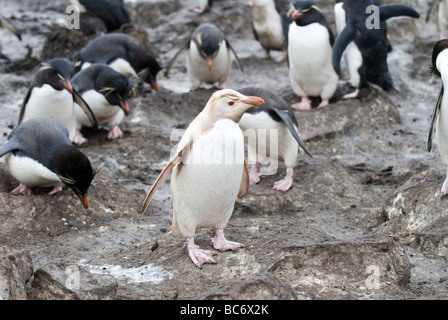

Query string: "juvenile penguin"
[[287, 1, 339, 110], [71, 64, 132, 144], [332, 0, 419, 96], [18, 58, 97, 142], [0, 118, 104, 208], [428, 39, 448, 195], [77, 33, 161, 92], [426, 0, 448, 39], [165, 23, 244, 91], [237, 87, 312, 191], [69, 0, 132, 32], [251, 0, 289, 62], [0, 16, 21, 60], [141, 89, 264, 268]]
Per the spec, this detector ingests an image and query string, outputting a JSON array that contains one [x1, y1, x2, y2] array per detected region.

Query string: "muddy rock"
[[0, 251, 33, 300]]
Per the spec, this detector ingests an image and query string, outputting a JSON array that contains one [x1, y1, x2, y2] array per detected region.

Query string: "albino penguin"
[[428, 39, 448, 196], [141, 89, 264, 268], [165, 23, 244, 91], [237, 87, 312, 192], [287, 0, 339, 110]]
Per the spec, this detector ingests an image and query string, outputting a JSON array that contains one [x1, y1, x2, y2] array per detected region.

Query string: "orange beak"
[[207, 58, 213, 71], [78, 194, 89, 209], [120, 100, 130, 116], [241, 96, 265, 106], [151, 81, 159, 91], [62, 80, 73, 93], [292, 10, 302, 20]]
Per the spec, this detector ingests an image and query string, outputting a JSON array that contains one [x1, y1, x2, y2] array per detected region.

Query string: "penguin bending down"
[[0, 118, 104, 208], [237, 87, 312, 192], [332, 0, 420, 97], [141, 89, 264, 268], [428, 39, 448, 196], [19, 58, 97, 142], [0, 16, 21, 60], [165, 23, 244, 91], [287, 0, 339, 110], [77, 33, 161, 92], [71, 64, 132, 144]]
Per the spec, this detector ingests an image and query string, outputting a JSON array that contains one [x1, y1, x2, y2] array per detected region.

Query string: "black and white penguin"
[[76, 33, 161, 92], [428, 39, 448, 196], [237, 86, 312, 192], [71, 63, 132, 144], [194, 0, 213, 14], [0, 15, 21, 60], [250, 0, 290, 62], [69, 0, 132, 32], [165, 23, 244, 91], [332, 0, 420, 97], [0, 118, 104, 208], [18, 58, 97, 143], [287, 0, 339, 110], [426, 0, 448, 39]]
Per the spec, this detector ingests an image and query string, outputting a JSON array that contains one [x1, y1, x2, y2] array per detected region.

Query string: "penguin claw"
[[12, 183, 33, 196]]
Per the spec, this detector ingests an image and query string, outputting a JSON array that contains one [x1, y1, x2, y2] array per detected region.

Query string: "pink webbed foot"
[[186, 237, 217, 268], [291, 96, 312, 110], [211, 228, 245, 252], [273, 49, 287, 63], [441, 167, 448, 196], [48, 182, 65, 195], [73, 129, 88, 146], [343, 88, 360, 99], [273, 168, 294, 192], [317, 99, 330, 109], [12, 183, 33, 196], [249, 163, 261, 185], [107, 125, 123, 140]]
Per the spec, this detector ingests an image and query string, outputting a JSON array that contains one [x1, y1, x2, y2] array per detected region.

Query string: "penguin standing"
[[194, 0, 213, 14], [0, 118, 104, 208], [0, 16, 21, 60], [77, 33, 161, 92], [250, 0, 289, 62], [428, 40, 448, 196], [71, 64, 132, 144], [19, 58, 97, 143], [165, 23, 244, 91], [332, 0, 420, 96], [141, 89, 264, 268], [287, 1, 339, 110], [426, 0, 448, 39], [237, 87, 312, 192]]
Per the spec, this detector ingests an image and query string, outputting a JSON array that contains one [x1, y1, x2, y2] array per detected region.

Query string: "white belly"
[[75, 90, 123, 127], [251, 1, 285, 50], [109, 58, 139, 79]]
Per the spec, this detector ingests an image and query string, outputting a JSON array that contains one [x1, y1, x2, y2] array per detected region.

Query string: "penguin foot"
[[317, 99, 330, 108], [193, 6, 211, 14], [263, 50, 270, 60], [48, 183, 65, 195], [249, 163, 261, 185], [273, 168, 294, 192], [212, 228, 245, 252], [273, 50, 287, 63], [217, 82, 226, 89], [107, 125, 123, 140], [12, 183, 33, 196], [186, 237, 217, 268], [73, 129, 88, 146], [343, 89, 360, 99], [291, 97, 312, 110]]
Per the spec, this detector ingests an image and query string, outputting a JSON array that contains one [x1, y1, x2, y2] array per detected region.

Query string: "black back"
[[78, 0, 131, 32]]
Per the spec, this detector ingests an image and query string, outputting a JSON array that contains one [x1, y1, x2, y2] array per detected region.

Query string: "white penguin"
[[287, 1, 339, 110], [165, 23, 244, 91], [141, 89, 264, 268]]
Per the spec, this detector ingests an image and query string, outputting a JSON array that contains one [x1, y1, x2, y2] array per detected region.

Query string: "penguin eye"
[[228, 101, 234, 106]]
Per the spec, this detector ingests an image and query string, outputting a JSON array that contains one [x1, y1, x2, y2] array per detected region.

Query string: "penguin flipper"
[[428, 87, 443, 152], [0, 137, 20, 159], [72, 89, 98, 129], [18, 87, 33, 124], [226, 40, 244, 73], [164, 41, 190, 77], [332, 23, 356, 76], [141, 145, 189, 214], [0, 16, 21, 40], [426, 0, 441, 23], [379, 5, 420, 21], [271, 107, 312, 158], [237, 159, 249, 199]]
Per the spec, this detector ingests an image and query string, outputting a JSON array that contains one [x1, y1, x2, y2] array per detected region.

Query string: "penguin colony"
[[2, 0, 447, 269]]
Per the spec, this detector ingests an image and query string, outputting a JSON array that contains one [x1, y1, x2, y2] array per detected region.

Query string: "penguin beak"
[[120, 100, 130, 116], [241, 96, 265, 106], [292, 10, 302, 19], [61, 80, 74, 93], [151, 81, 159, 91], [207, 58, 213, 71], [78, 194, 89, 209]]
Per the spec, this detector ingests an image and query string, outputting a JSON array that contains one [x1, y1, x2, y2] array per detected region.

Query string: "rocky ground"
[[0, 0, 447, 301]]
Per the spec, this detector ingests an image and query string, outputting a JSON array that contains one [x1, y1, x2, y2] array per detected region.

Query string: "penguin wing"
[[18, 87, 33, 124], [0, 16, 21, 40], [332, 22, 356, 76], [426, 0, 441, 23], [270, 107, 312, 158], [237, 159, 250, 199], [225, 39, 244, 73], [141, 145, 190, 214], [0, 136, 20, 159], [72, 89, 98, 129], [428, 87, 443, 152], [379, 5, 420, 21], [164, 41, 190, 77]]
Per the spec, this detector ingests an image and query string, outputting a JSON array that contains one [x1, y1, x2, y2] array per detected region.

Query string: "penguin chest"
[[108, 58, 139, 79], [75, 90, 123, 127], [171, 120, 244, 229], [252, 4, 285, 50], [5, 153, 60, 188], [187, 41, 231, 84], [437, 93, 448, 164]]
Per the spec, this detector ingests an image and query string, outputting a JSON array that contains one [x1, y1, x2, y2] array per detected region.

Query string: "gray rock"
[[0, 251, 33, 300]]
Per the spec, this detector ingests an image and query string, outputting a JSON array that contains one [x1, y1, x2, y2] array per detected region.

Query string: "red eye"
[[228, 101, 234, 106]]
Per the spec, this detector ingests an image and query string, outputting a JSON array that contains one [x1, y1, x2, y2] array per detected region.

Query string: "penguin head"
[[206, 89, 265, 122], [193, 23, 224, 71], [96, 67, 132, 116], [431, 39, 448, 79], [288, 0, 323, 26], [36, 58, 76, 93]]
